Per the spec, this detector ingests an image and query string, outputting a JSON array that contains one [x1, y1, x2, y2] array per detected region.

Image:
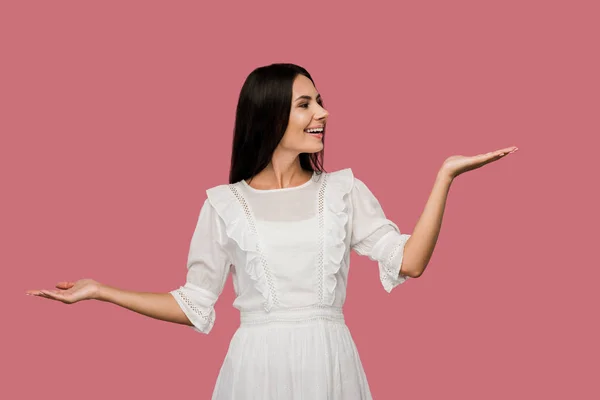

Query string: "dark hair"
[[228, 63, 326, 184]]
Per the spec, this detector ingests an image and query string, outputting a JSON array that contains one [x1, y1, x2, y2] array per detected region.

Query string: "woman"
[[27, 63, 518, 399]]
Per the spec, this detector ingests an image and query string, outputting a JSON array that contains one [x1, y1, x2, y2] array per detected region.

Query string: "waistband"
[[240, 305, 345, 326]]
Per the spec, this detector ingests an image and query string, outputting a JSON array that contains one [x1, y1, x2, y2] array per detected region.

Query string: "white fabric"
[[169, 168, 412, 399]]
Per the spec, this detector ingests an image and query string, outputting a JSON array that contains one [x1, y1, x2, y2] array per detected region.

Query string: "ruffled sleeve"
[[350, 176, 412, 292], [169, 198, 232, 334]]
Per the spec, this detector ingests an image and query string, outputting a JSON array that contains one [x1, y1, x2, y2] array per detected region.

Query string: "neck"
[[250, 150, 310, 190]]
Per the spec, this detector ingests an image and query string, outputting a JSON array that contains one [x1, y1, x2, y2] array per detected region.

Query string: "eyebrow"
[[294, 94, 321, 102]]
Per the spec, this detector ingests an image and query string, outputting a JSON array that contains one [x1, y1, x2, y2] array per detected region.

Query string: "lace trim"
[[228, 184, 279, 309], [319, 169, 353, 306], [316, 172, 329, 304], [174, 288, 212, 323], [380, 234, 411, 291]]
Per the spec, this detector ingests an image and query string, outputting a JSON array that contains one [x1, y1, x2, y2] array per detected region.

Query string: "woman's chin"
[[304, 144, 324, 154]]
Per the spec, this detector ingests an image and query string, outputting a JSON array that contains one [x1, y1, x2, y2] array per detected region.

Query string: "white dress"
[[169, 168, 412, 399]]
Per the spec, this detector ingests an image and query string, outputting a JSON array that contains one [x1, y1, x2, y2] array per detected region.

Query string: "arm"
[[29, 279, 194, 327], [400, 170, 453, 278], [30, 199, 232, 334], [401, 145, 518, 277], [97, 198, 232, 333], [96, 284, 193, 327]]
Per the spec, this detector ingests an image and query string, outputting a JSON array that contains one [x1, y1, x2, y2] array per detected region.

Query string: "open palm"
[[26, 279, 101, 304], [442, 146, 518, 179]]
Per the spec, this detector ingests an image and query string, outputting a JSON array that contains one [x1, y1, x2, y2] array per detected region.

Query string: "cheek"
[[281, 128, 306, 146], [289, 111, 310, 129], [279, 125, 314, 150], [282, 115, 308, 138]]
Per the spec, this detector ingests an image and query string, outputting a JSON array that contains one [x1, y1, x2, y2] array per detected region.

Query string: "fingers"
[[37, 290, 54, 299], [26, 281, 75, 298], [28, 289, 52, 299], [39, 289, 68, 303], [480, 152, 501, 164], [26, 289, 68, 303], [496, 146, 518, 156], [484, 146, 518, 159], [26, 289, 52, 296], [40, 289, 58, 298]]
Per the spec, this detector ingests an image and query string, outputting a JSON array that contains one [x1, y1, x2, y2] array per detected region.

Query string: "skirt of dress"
[[211, 306, 373, 400]]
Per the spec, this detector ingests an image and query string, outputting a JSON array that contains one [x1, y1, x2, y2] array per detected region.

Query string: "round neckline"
[[242, 171, 317, 193]]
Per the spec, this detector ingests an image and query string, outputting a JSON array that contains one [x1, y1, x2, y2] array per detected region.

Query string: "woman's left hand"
[[440, 146, 519, 179]]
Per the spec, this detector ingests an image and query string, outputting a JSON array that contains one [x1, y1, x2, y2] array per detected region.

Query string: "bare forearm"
[[402, 170, 453, 277], [95, 284, 192, 327]]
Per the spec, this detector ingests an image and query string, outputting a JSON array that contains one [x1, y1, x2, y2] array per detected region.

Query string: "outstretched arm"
[[401, 146, 519, 278], [401, 171, 452, 278], [27, 279, 194, 328], [97, 284, 193, 327]]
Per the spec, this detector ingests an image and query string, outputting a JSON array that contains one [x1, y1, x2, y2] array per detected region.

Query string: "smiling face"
[[277, 74, 329, 154]]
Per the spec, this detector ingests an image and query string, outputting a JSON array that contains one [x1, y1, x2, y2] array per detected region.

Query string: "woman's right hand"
[[26, 279, 102, 304]]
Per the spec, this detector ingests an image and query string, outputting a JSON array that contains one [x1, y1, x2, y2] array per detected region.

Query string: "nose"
[[315, 104, 329, 121]]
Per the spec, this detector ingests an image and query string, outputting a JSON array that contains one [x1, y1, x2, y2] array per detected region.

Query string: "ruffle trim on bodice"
[[206, 184, 278, 312], [319, 168, 354, 306], [205, 168, 355, 312]]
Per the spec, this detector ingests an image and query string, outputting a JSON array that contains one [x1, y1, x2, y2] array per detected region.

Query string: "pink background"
[[3, 0, 598, 398]]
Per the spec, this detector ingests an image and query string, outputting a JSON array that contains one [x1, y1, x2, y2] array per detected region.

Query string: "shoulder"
[[324, 167, 355, 187], [325, 167, 353, 179], [204, 183, 237, 210], [325, 168, 372, 192], [201, 183, 242, 229], [320, 168, 356, 198], [205, 182, 233, 196]]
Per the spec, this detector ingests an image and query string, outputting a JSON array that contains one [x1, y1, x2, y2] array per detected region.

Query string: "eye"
[[299, 99, 324, 109]]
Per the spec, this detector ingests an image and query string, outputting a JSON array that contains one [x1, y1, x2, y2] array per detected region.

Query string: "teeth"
[[305, 127, 324, 133]]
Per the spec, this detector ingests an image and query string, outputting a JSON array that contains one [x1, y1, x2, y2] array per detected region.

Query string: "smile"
[[304, 127, 324, 133]]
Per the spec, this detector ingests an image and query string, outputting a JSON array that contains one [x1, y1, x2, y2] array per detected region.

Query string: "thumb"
[[55, 281, 76, 289]]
